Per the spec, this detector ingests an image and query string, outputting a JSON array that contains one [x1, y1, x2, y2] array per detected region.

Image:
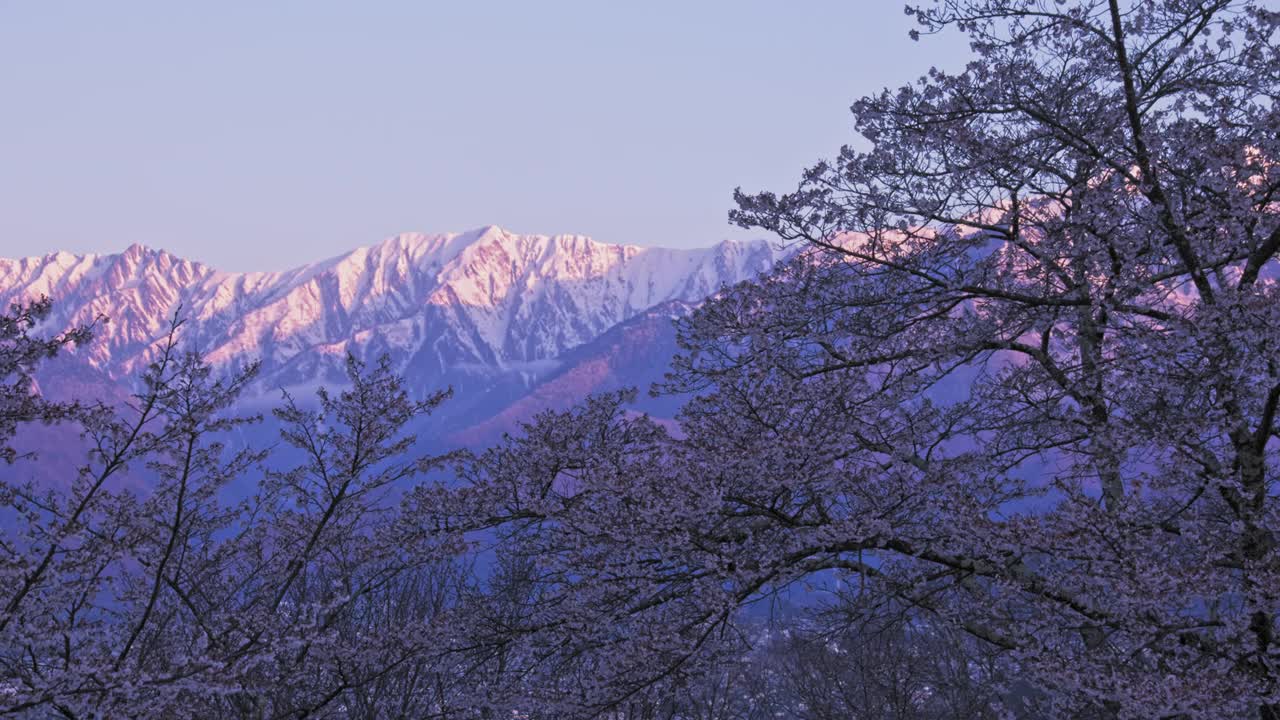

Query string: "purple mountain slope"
[[451, 300, 694, 446]]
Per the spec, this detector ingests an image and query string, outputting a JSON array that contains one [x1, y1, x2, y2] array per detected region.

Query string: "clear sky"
[[0, 2, 969, 270]]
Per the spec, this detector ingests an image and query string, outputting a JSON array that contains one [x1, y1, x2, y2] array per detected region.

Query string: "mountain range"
[[1, 226, 784, 446]]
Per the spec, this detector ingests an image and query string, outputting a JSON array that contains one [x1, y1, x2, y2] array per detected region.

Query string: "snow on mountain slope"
[[449, 300, 694, 447], [0, 227, 784, 413]]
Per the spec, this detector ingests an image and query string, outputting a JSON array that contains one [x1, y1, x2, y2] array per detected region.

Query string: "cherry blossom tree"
[[408, 1, 1280, 717], [0, 297, 93, 465], [0, 313, 474, 717]]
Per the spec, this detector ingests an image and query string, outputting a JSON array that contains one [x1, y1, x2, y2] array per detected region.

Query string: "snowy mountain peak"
[[1, 229, 786, 400]]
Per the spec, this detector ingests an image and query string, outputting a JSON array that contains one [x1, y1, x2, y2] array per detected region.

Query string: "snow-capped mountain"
[[1, 226, 783, 434]]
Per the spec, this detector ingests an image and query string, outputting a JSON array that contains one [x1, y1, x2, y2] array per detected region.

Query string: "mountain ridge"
[[2, 226, 785, 440]]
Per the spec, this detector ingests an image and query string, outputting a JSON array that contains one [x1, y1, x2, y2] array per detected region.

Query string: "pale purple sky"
[[0, 2, 969, 270]]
